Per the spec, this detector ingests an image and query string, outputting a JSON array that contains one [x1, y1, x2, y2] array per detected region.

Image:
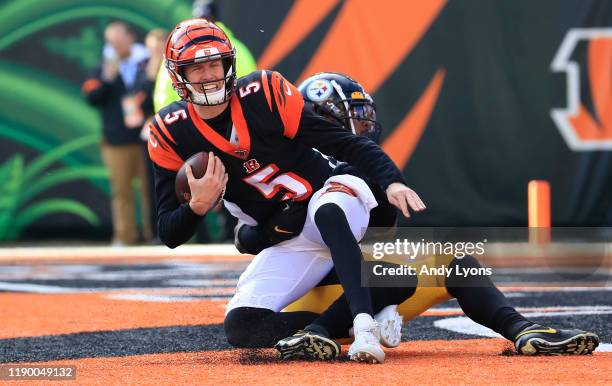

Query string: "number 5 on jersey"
[[239, 81, 261, 98], [243, 164, 312, 201]]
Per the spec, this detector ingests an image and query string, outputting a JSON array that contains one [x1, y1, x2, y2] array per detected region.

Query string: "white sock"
[[353, 313, 375, 333]]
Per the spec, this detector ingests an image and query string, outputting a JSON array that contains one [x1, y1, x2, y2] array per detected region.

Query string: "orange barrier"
[[528, 180, 551, 244]]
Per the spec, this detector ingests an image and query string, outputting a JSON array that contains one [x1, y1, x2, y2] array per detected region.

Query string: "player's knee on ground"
[[225, 307, 319, 348], [224, 307, 273, 348]]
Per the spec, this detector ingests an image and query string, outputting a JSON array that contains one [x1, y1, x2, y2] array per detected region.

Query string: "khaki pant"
[[101, 142, 152, 244]]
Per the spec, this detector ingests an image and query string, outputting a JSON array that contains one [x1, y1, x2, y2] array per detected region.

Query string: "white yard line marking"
[[106, 294, 228, 302], [0, 245, 248, 261], [434, 306, 612, 350]]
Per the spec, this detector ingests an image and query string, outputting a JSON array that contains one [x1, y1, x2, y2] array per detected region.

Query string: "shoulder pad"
[[236, 70, 268, 88], [157, 100, 188, 117]]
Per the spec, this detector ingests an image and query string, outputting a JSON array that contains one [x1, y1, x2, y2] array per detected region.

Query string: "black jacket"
[[82, 60, 148, 145]]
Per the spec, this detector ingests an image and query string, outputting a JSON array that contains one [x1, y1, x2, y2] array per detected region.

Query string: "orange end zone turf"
[[0, 250, 610, 385], [9, 340, 612, 386]]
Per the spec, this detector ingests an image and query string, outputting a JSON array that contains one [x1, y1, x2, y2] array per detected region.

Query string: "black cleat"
[[514, 324, 600, 355], [275, 330, 341, 361]]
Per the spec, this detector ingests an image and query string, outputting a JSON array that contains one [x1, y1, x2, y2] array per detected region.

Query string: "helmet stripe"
[[172, 25, 223, 46], [177, 35, 228, 55]]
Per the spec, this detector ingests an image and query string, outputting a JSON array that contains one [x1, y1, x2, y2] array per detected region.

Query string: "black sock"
[[308, 295, 352, 339], [492, 306, 535, 340], [446, 256, 533, 341], [314, 203, 373, 318], [304, 322, 331, 337]]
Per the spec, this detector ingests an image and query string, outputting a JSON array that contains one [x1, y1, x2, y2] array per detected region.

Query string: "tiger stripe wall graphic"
[[224, 0, 612, 227], [0, 0, 610, 241]]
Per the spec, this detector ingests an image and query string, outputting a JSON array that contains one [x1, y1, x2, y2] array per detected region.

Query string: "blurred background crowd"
[[0, 0, 610, 246], [80, 0, 256, 245]]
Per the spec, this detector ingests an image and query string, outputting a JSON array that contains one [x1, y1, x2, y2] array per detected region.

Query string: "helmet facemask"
[[167, 48, 236, 106], [329, 79, 382, 143], [345, 102, 382, 144]]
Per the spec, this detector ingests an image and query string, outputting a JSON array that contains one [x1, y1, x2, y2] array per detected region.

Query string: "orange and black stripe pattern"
[[269, 71, 304, 139], [147, 116, 183, 171], [165, 19, 233, 64], [322, 182, 357, 197]]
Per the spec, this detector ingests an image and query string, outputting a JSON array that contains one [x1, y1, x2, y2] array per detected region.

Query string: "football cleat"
[[374, 305, 403, 348], [514, 324, 600, 355], [348, 321, 385, 364], [275, 330, 341, 361]]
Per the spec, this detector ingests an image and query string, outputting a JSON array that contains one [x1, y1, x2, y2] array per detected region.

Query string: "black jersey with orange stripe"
[[148, 70, 406, 245], [149, 70, 334, 223]]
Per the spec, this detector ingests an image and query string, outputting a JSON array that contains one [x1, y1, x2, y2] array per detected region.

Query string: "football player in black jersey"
[[239, 72, 601, 360], [148, 19, 427, 363]]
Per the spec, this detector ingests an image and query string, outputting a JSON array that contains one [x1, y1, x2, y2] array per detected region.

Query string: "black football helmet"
[[298, 72, 382, 143]]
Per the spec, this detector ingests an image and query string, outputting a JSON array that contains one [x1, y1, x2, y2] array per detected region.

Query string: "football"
[[175, 151, 209, 204]]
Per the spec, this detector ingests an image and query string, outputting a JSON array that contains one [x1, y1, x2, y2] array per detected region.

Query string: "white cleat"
[[374, 305, 403, 348], [348, 320, 385, 364]]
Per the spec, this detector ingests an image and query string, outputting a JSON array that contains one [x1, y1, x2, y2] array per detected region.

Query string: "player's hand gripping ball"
[[175, 152, 227, 214]]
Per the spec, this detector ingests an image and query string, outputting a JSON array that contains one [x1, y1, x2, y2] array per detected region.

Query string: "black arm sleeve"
[[331, 163, 397, 227], [294, 107, 406, 190], [153, 163, 204, 248], [368, 183, 398, 228]]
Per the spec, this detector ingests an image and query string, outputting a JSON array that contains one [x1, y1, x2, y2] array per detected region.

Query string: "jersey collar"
[[187, 98, 251, 160]]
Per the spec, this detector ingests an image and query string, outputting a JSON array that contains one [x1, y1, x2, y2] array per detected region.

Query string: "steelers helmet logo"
[[306, 79, 333, 102]]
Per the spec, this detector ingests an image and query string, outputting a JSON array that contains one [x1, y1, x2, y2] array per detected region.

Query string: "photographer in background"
[[82, 21, 152, 245]]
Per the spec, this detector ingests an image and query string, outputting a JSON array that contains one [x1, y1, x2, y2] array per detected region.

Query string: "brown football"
[[175, 152, 209, 204]]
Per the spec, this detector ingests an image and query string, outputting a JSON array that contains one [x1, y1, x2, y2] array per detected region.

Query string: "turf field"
[[0, 245, 610, 385]]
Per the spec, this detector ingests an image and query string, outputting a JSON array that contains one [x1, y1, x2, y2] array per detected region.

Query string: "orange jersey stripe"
[[271, 72, 304, 139], [271, 71, 285, 109], [147, 123, 183, 171], [229, 97, 252, 159], [154, 114, 177, 144], [187, 101, 251, 160], [261, 71, 273, 112]]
